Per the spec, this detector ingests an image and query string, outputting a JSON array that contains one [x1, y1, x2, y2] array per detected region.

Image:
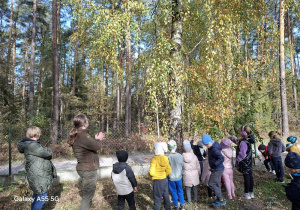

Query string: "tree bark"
[[125, 6, 132, 138], [6, 0, 13, 89], [29, 0, 37, 118], [52, 0, 59, 144], [287, 12, 297, 113], [279, 0, 289, 137], [170, 0, 183, 152], [22, 39, 29, 116]]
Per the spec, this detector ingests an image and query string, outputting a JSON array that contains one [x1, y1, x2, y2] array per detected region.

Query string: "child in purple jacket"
[[229, 125, 255, 200]]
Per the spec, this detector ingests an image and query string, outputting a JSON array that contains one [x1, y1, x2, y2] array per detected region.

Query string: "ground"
[[0, 165, 292, 210]]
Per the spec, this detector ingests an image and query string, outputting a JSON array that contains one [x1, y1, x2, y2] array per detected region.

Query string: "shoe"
[[269, 170, 272, 173], [249, 192, 254, 198], [276, 180, 285, 183], [272, 170, 276, 175], [212, 199, 226, 207], [228, 195, 232, 200], [180, 205, 185, 210], [242, 193, 251, 199], [232, 193, 236, 197], [175, 207, 179, 210]]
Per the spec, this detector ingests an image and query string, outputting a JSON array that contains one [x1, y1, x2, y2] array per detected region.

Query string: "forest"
[[0, 0, 300, 146]]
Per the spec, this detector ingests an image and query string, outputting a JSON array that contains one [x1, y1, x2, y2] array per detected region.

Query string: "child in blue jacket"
[[202, 134, 226, 207]]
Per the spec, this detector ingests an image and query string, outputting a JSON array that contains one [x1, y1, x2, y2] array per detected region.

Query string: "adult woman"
[[68, 114, 105, 210]]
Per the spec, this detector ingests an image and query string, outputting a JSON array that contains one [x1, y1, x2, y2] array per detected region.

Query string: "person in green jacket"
[[68, 113, 105, 210], [18, 126, 57, 210]]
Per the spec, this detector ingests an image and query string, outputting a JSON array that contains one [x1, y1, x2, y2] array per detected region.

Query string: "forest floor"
[[0, 165, 292, 210]]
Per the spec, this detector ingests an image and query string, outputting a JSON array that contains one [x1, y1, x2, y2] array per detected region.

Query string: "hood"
[[17, 138, 37, 153], [247, 135, 255, 144], [183, 152, 196, 163], [116, 150, 128, 162], [153, 155, 169, 167], [112, 162, 127, 174], [209, 141, 222, 151], [270, 139, 282, 146]]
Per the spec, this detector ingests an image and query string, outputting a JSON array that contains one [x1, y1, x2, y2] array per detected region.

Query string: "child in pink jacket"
[[220, 139, 235, 199]]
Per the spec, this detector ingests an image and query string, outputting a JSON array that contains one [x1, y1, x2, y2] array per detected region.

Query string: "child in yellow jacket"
[[149, 142, 172, 210], [287, 136, 300, 155]]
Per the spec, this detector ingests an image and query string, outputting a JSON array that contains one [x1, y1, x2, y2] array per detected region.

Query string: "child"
[[167, 140, 185, 210], [17, 126, 57, 210], [258, 144, 275, 174], [229, 125, 255, 199], [201, 149, 214, 199], [112, 150, 137, 210], [286, 143, 295, 152], [220, 138, 235, 199], [182, 140, 201, 204], [202, 134, 226, 207], [267, 131, 286, 183], [284, 152, 300, 210], [149, 142, 172, 210], [287, 136, 300, 155], [190, 139, 207, 183]]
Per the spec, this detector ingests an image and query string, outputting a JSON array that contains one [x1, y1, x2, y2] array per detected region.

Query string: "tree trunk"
[[72, 39, 79, 95], [125, 11, 132, 138], [279, 0, 289, 137], [52, 0, 59, 144], [22, 39, 29, 116], [287, 12, 297, 113], [170, 0, 183, 152], [29, 0, 37, 118], [6, 0, 13, 89]]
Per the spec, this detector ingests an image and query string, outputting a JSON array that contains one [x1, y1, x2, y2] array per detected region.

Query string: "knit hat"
[[116, 150, 128, 162], [183, 140, 192, 152], [220, 139, 231, 149], [286, 143, 294, 151], [197, 141, 203, 147], [258, 144, 266, 151], [202, 134, 213, 145], [168, 140, 177, 152], [155, 142, 168, 155], [287, 136, 297, 144], [285, 152, 300, 169]]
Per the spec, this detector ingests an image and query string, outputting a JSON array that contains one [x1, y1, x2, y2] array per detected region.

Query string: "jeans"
[[208, 169, 224, 200], [271, 156, 284, 182], [243, 172, 254, 193], [264, 159, 275, 171], [169, 178, 185, 207], [31, 192, 47, 210], [118, 191, 136, 210], [153, 178, 171, 210], [77, 170, 98, 210]]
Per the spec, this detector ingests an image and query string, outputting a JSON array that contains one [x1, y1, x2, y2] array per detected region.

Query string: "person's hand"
[[95, 132, 105, 141], [133, 187, 138, 193], [224, 130, 230, 137]]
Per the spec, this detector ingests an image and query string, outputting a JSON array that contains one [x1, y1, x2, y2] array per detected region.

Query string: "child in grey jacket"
[[167, 140, 185, 210], [112, 150, 137, 210], [267, 131, 286, 183]]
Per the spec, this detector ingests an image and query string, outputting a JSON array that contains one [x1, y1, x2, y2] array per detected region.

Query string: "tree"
[[29, 0, 37, 118], [52, 0, 59, 144], [169, 0, 183, 151], [279, 0, 289, 137]]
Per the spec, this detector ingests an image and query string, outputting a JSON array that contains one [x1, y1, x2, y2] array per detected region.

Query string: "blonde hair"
[[26, 126, 41, 139], [67, 114, 88, 146], [268, 131, 280, 140]]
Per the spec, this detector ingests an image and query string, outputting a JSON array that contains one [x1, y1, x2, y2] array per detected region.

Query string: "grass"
[[0, 165, 292, 210]]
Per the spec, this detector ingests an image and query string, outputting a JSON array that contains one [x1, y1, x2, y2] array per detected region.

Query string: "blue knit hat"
[[202, 134, 213, 145], [183, 140, 192, 152], [287, 136, 297, 144], [285, 152, 300, 169]]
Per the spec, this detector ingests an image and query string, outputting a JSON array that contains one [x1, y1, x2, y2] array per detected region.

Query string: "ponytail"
[[67, 114, 88, 146]]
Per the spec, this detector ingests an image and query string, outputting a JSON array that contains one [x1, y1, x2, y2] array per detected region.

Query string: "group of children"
[[18, 125, 300, 210]]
